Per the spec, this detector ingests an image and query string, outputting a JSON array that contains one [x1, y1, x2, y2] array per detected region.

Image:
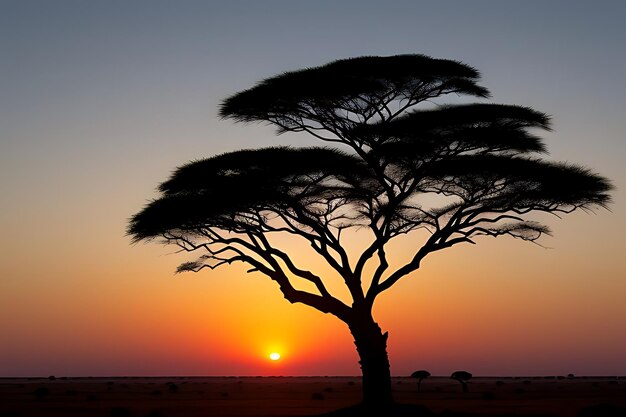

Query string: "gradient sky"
[[1, 0, 625, 377]]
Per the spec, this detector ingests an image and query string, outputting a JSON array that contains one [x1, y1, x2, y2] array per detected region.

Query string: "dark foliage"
[[129, 53, 613, 409], [220, 55, 489, 133]]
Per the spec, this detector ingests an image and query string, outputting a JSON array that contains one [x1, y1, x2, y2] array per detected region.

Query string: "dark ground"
[[1, 376, 625, 417]]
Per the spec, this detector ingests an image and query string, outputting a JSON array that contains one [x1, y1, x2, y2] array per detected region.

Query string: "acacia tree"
[[451, 371, 472, 393], [128, 54, 611, 410], [411, 370, 431, 393]]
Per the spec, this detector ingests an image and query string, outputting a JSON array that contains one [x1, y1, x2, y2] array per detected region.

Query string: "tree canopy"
[[130, 53, 611, 314]]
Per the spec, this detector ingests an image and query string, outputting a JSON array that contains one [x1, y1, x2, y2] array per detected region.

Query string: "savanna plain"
[[2, 375, 625, 417]]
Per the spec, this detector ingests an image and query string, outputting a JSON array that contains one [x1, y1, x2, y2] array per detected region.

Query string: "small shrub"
[[33, 387, 49, 399], [311, 392, 325, 400], [577, 403, 626, 417], [482, 391, 495, 400], [495, 380, 505, 386], [0, 411, 21, 417], [110, 407, 132, 417]]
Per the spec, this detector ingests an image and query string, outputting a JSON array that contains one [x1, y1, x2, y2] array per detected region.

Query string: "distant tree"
[[128, 54, 612, 412], [451, 371, 473, 392], [411, 370, 431, 392]]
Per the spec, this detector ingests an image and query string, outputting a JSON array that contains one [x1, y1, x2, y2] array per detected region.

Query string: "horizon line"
[[2, 375, 625, 380]]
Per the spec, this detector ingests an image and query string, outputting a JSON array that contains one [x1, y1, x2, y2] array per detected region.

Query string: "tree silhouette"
[[411, 370, 431, 393], [128, 54, 612, 412], [451, 371, 473, 393]]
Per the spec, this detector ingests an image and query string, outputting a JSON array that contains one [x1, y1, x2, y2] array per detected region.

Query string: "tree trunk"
[[460, 380, 469, 393], [348, 310, 394, 409]]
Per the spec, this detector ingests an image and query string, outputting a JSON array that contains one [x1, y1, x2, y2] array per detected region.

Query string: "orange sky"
[[1, 1, 625, 377], [2, 208, 624, 376]]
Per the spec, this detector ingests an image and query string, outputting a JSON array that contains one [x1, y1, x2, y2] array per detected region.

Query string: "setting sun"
[[269, 352, 281, 361]]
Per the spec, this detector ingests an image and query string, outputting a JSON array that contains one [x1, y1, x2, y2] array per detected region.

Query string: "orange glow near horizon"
[[1, 214, 625, 377], [1, 1, 625, 379], [1, 210, 625, 377]]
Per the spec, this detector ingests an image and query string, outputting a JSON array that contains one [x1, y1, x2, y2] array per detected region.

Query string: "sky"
[[1, 0, 625, 377]]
